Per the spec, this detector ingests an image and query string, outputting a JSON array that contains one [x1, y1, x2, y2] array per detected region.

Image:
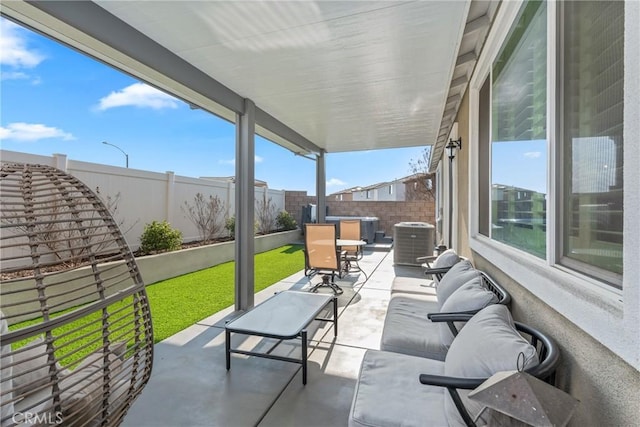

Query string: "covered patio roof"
[[2, 0, 497, 158], [1, 0, 497, 310]]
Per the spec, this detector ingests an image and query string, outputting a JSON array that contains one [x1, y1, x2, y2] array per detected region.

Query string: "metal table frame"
[[337, 239, 367, 278], [225, 290, 338, 385]]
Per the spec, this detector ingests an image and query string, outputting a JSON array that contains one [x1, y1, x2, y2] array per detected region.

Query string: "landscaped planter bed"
[[135, 228, 301, 285], [2, 229, 301, 324]]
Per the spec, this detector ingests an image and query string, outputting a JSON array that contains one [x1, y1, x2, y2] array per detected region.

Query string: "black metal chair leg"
[[309, 274, 343, 295]]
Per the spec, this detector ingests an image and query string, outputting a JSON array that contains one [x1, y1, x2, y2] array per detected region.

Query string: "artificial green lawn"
[[146, 243, 304, 342], [10, 244, 304, 365]]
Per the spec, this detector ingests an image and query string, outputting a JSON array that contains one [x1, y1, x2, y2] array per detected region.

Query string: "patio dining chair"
[[0, 163, 153, 427], [303, 223, 346, 295], [339, 219, 365, 276]]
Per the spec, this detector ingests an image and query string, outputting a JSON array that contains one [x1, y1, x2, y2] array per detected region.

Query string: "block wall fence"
[[284, 190, 436, 240]]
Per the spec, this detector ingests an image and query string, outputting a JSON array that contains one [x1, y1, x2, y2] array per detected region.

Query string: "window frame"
[[555, 0, 624, 287], [468, 0, 638, 367]]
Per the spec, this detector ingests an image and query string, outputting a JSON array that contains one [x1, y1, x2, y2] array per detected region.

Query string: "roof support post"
[[235, 99, 255, 311], [316, 150, 327, 223]]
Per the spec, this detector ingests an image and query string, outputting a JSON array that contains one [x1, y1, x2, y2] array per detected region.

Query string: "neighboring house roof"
[[402, 172, 432, 183], [200, 176, 268, 187], [328, 185, 363, 197]]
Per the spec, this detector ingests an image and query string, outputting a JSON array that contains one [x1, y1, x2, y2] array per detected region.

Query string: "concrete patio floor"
[[121, 246, 426, 427]]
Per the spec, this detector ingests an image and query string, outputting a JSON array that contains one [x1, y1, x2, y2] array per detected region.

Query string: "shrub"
[[224, 216, 259, 238], [255, 195, 278, 234], [276, 210, 297, 231], [225, 216, 235, 238], [140, 220, 183, 254], [182, 193, 226, 243]]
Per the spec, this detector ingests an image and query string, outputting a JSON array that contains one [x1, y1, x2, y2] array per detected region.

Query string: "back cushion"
[[436, 260, 480, 309], [438, 277, 499, 346], [432, 250, 461, 285], [443, 305, 539, 426], [59, 349, 124, 424], [11, 337, 67, 397]]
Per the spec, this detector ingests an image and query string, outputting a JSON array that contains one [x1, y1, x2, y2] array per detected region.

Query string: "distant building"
[[403, 173, 435, 201], [329, 186, 359, 201], [352, 181, 400, 201], [329, 174, 434, 201]]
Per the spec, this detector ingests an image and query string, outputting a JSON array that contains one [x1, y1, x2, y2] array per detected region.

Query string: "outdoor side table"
[[225, 290, 338, 385]]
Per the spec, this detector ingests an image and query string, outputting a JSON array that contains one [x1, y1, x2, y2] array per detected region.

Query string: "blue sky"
[[0, 17, 426, 195], [492, 139, 547, 194]]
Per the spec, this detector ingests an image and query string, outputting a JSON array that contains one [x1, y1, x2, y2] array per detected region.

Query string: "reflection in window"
[[491, 0, 547, 258], [561, 1, 624, 285]]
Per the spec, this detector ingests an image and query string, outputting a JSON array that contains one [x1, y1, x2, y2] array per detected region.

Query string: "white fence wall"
[[0, 150, 286, 250]]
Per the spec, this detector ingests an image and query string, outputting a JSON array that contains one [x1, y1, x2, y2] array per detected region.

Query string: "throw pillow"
[[443, 305, 539, 426], [432, 249, 461, 285], [433, 249, 460, 269], [438, 276, 499, 346], [436, 260, 480, 309]]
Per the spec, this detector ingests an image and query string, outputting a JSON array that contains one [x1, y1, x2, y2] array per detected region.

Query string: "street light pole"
[[101, 141, 129, 168], [445, 137, 462, 249]]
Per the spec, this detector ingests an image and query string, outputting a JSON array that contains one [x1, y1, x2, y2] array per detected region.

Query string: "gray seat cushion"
[[380, 294, 447, 360], [349, 350, 448, 427], [390, 276, 437, 296]]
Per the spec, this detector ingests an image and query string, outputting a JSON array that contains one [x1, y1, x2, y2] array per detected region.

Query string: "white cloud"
[[96, 83, 180, 111], [1, 71, 29, 81], [524, 151, 541, 159], [326, 178, 346, 187], [219, 155, 264, 166], [0, 122, 74, 141], [0, 20, 45, 68]]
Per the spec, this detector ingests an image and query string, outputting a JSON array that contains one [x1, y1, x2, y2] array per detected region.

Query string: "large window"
[[560, 1, 624, 286], [491, 0, 547, 258], [479, 0, 624, 287]]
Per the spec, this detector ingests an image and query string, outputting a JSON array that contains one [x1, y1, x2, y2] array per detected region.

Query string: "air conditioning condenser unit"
[[393, 222, 434, 266]]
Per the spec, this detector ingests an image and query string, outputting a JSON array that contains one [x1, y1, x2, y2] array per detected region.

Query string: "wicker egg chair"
[[0, 163, 153, 427]]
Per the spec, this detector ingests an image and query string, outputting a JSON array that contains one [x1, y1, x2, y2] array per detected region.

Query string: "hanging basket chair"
[[0, 163, 153, 426]]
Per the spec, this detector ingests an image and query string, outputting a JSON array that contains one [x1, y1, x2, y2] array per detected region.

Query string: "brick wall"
[[285, 191, 435, 239]]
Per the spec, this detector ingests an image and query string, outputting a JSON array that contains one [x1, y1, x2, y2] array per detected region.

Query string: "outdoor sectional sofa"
[[349, 305, 560, 427], [381, 260, 511, 360], [348, 254, 558, 426]]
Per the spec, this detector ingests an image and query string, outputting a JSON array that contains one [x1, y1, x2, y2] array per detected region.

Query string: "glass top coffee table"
[[225, 290, 338, 385]]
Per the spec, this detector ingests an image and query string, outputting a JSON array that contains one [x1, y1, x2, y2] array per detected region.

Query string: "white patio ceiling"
[[2, 1, 496, 157]]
